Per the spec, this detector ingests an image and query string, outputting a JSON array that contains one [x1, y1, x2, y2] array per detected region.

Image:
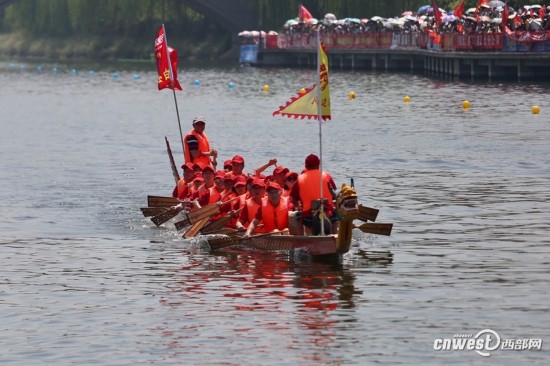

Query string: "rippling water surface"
[[1, 61, 549, 365]]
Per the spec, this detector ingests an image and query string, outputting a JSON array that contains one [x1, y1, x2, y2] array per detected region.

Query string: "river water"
[[1, 61, 549, 365]]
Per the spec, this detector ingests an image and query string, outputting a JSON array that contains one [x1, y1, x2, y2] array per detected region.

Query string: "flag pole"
[[316, 30, 325, 236], [162, 24, 185, 155]]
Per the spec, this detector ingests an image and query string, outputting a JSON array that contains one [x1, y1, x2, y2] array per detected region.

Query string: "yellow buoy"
[[531, 105, 540, 114], [262, 84, 269, 92], [403, 96, 411, 103], [462, 100, 470, 109], [299, 87, 306, 94], [348, 91, 356, 100]]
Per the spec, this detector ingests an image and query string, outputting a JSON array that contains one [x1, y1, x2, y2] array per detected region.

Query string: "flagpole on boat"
[[316, 30, 325, 236], [162, 24, 185, 155]]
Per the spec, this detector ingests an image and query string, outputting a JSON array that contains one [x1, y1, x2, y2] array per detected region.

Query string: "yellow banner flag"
[[273, 38, 331, 120]]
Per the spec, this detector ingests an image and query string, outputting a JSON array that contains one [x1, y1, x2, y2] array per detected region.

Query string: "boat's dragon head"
[[336, 183, 359, 221]]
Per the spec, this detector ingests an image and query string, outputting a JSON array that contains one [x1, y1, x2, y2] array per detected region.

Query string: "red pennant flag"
[[453, 0, 465, 19], [154, 26, 182, 91], [298, 4, 313, 22], [431, 0, 442, 27]]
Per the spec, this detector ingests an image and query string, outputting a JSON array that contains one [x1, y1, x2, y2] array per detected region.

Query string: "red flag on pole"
[[298, 4, 313, 22], [453, 0, 465, 19], [154, 26, 182, 91], [501, 1, 509, 31], [431, 0, 442, 27]]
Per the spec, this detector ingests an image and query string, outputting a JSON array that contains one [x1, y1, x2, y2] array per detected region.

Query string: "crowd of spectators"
[[281, 3, 550, 35]]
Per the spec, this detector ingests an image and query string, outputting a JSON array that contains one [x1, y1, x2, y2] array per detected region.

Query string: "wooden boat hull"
[[208, 234, 342, 257]]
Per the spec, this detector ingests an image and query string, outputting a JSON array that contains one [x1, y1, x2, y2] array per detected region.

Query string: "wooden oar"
[[150, 206, 186, 227], [165, 136, 180, 185], [358, 204, 379, 222], [183, 216, 210, 239], [175, 196, 239, 230], [148, 195, 180, 207], [140, 207, 169, 217], [200, 215, 231, 234], [354, 223, 393, 236], [201, 207, 243, 234], [174, 201, 223, 231]]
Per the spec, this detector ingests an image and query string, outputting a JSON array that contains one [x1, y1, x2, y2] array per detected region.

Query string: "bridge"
[[0, 0, 258, 35]]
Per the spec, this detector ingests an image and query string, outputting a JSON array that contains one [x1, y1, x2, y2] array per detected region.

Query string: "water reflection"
[[151, 248, 391, 363]]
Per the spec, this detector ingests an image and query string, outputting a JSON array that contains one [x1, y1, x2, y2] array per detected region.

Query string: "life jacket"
[[175, 178, 190, 199], [208, 186, 222, 204], [260, 196, 289, 232], [242, 197, 264, 232], [297, 169, 333, 213], [183, 130, 211, 166], [227, 193, 248, 228]]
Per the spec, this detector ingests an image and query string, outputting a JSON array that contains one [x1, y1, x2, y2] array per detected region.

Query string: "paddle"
[[183, 216, 211, 239], [148, 195, 181, 207], [200, 207, 243, 234], [175, 196, 239, 230], [200, 215, 231, 234], [173, 202, 219, 231], [165, 136, 180, 185], [358, 204, 379, 222], [150, 205, 186, 226], [354, 223, 393, 236], [140, 207, 169, 217]]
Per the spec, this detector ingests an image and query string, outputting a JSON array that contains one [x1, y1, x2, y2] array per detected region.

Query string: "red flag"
[[431, 0, 442, 27], [154, 26, 182, 91], [298, 4, 313, 22], [453, 0, 465, 19], [501, 2, 509, 31]]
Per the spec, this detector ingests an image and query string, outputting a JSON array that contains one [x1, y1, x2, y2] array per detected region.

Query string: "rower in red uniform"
[[236, 178, 266, 232], [244, 182, 294, 237], [172, 162, 195, 199]]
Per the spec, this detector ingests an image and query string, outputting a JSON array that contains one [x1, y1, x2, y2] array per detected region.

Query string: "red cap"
[[305, 154, 320, 167], [192, 173, 204, 182], [234, 176, 247, 187], [181, 162, 195, 170], [251, 179, 266, 188], [232, 155, 245, 164], [223, 160, 232, 168], [285, 171, 298, 180], [266, 182, 282, 192], [224, 173, 236, 182], [273, 166, 289, 175], [215, 170, 226, 179], [202, 164, 215, 173]]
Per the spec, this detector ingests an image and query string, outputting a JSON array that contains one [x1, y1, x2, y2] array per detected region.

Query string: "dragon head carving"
[[336, 183, 359, 221]]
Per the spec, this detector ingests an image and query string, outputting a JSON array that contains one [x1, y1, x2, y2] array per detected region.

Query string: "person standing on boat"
[[243, 182, 294, 237], [289, 154, 337, 235], [183, 116, 217, 167]]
